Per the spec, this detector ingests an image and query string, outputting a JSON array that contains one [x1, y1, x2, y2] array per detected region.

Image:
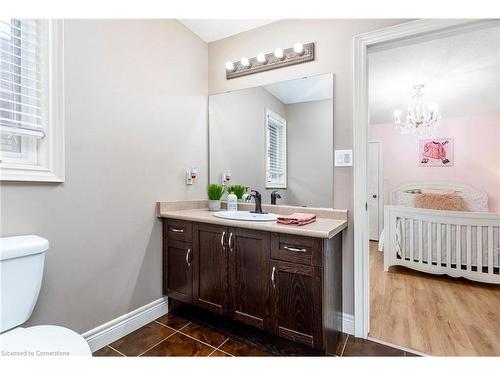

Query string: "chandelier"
[[394, 84, 441, 138]]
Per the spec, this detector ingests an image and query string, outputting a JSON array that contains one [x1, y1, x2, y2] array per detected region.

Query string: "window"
[[265, 108, 286, 188], [0, 19, 64, 182]]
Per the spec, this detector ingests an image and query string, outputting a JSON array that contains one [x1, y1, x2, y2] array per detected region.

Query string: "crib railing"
[[384, 205, 500, 284]]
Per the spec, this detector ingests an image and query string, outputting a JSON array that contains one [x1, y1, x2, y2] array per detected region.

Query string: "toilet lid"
[[1, 325, 91, 357]]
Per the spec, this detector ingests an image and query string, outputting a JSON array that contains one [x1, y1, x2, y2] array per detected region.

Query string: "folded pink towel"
[[277, 213, 317, 226]]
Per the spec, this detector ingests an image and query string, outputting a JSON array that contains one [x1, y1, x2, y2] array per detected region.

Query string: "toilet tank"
[[0, 235, 49, 333]]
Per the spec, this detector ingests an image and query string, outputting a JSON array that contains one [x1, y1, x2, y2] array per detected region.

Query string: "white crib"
[[383, 183, 500, 284]]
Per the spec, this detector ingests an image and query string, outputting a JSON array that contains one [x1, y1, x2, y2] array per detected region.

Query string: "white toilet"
[[0, 235, 91, 356]]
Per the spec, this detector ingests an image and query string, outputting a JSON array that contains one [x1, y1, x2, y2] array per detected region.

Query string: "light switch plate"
[[335, 149, 353, 167]]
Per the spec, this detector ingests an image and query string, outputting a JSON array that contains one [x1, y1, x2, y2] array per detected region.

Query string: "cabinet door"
[[228, 228, 270, 330], [192, 223, 228, 315], [163, 239, 192, 303], [269, 260, 323, 349]]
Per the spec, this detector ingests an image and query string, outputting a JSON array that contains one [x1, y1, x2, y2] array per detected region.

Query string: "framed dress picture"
[[419, 138, 454, 167]]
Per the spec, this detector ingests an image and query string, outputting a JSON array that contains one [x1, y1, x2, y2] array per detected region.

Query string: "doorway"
[[354, 19, 500, 355], [353, 19, 494, 340]]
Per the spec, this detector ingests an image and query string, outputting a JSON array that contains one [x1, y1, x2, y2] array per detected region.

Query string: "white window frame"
[[265, 108, 287, 189], [0, 19, 65, 182]]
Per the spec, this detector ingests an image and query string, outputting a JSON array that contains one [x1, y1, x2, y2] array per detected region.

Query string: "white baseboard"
[[82, 297, 168, 352], [342, 313, 355, 335]]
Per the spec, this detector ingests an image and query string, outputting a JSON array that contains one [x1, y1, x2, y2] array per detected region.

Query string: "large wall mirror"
[[209, 73, 334, 207]]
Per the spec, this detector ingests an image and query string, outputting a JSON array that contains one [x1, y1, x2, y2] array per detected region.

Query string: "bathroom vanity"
[[157, 73, 343, 353], [157, 201, 347, 355]]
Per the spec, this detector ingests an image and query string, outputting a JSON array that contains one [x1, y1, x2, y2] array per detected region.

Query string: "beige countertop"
[[157, 201, 348, 239]]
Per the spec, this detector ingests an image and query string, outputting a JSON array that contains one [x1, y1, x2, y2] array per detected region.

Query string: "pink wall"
[[369, 116, 500, 212]]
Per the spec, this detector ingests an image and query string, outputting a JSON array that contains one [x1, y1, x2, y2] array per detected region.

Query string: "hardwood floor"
[[369, 241, 500, 355]]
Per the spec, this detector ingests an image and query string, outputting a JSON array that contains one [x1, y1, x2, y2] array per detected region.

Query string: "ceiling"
[[179, 19, 278, 43], [368, 22, 500, 124], [263, 74, 333, 105]]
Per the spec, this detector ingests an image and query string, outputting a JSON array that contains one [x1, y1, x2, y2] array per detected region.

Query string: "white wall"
[[208, 19, 410, 315], [0, 19, 208, 333]]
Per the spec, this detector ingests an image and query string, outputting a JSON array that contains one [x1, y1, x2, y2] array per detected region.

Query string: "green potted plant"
[[227, 184, 246, 202], [207, 183, 225, 211]]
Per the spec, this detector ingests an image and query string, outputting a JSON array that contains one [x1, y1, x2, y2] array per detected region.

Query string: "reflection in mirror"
[[209, 73, 333, 207]]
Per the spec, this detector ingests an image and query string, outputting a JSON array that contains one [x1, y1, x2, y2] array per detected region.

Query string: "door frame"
[[352, 19, 493, 338], [367, 140, 384, 240]]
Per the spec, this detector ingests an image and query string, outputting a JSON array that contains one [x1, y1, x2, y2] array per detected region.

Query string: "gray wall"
[[208, 19, 410, 315], [0, 20, 208, 333], [209, 86, 286, 204], [287, 99, 333, 207]]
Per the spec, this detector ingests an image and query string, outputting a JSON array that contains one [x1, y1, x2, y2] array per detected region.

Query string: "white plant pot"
[[208, 200, 221, 211]]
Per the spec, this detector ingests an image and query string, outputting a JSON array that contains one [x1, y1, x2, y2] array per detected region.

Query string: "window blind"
[[0, 19, 45, 138], [266, 110, 286, 187]]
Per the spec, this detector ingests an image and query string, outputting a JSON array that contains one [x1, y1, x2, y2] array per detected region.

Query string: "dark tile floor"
[[93, 312, 418, 357]]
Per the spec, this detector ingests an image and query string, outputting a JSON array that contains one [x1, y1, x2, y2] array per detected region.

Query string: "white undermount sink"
[[212, 210, 278, 222]]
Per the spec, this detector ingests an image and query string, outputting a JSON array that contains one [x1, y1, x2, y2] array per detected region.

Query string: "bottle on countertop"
[[227, 191, 238, 211], [241, 186, 250, 203]]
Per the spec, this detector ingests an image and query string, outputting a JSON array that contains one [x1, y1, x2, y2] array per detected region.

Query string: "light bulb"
[[293, 42, 304, 55], [274, 48, 284, 60], [257, 52, 267, 64], [225, 61, 235, 71], [240, 56, 250, 67]]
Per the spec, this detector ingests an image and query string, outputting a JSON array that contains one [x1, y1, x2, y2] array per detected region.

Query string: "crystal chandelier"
[[394, 84, 441, 138]]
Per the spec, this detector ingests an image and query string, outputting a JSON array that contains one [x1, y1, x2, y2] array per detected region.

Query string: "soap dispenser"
[[227, 191, 237, 211]]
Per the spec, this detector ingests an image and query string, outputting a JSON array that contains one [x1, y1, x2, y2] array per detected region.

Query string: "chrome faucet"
[[249, 190, 265, 214], [270, 190, 281, 205]]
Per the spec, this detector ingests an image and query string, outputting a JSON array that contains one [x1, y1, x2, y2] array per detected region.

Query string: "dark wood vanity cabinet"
[[228, 228, 270, 330], [163, 239, 192, 303], [269, 260, 323, 348], [162, 219, 193, 303], [162, 218, 343, 354], [192, 223, 228, 315]]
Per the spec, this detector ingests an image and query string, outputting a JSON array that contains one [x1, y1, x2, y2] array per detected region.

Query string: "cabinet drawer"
[[271, 233, 322, 267], [163, 219, 192, 242]]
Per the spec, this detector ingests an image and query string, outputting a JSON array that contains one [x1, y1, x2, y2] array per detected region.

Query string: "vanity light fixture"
[[225, 42, 315, 80], [225, 61, 235, 72], [240, 56, 250, 67], [293, 42, 304, 56], [274, 48, 284, 60]]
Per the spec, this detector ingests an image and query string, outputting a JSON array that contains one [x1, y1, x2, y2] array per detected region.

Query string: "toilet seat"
[[0, 325, 91, 357]]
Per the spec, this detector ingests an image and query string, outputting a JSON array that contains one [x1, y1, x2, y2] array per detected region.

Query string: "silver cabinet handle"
[[229, 232, 234, 252], [185, 248, 191, 267], [220, 231, 226, 249], [271, 266, 276, 289], [171, 228, 184, 233], [283, 246, 307, 253]]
